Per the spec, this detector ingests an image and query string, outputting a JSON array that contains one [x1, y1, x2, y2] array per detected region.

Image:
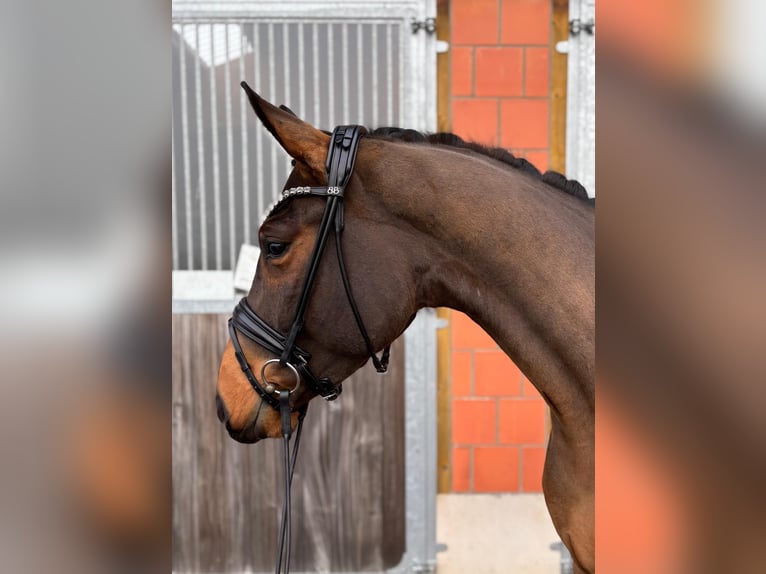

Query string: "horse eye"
[[266, 242, 288, 258]]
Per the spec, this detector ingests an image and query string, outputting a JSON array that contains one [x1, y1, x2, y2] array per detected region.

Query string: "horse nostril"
[[215, 393, 230, 423]]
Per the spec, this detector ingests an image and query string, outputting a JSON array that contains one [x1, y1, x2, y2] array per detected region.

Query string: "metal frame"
[[565, 0, 595, 196], [172, 1, 437, 572]]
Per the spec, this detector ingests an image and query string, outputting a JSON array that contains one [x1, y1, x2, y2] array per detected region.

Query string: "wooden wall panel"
[[173, 314, 405, 573]]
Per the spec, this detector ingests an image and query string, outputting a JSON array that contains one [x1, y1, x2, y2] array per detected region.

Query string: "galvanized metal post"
[[172, 1, 438, 572], [565, 0, 596, 195]]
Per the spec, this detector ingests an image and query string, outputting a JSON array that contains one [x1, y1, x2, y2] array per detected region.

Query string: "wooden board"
[[435, 0, 453, 496], [173, 314, 405, 573], [551, 0, 570, 174]]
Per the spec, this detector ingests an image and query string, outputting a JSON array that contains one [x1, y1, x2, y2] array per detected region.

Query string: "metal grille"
[[172, 21, 401, 271]]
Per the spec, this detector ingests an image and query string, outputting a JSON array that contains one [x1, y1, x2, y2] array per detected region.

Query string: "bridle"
[[227, 125, 391, 574], [229, 125, 391, 408]]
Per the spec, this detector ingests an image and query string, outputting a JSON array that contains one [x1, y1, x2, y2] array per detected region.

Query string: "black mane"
[[369, 127, 594, 206]]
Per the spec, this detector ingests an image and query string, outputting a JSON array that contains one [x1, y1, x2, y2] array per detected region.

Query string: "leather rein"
[[228, 125, 391, 574]]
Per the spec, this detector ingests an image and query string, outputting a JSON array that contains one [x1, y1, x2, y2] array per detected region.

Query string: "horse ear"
[[240, 82, 329, 176]]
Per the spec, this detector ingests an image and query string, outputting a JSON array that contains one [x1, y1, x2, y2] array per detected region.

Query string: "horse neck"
[[365, 143, 595, 427]]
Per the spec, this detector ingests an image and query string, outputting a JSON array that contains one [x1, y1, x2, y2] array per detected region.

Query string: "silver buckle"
[[260, 359, 301, 396]]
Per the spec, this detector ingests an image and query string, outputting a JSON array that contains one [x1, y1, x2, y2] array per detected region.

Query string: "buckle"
[[317, 380, 342, 401]]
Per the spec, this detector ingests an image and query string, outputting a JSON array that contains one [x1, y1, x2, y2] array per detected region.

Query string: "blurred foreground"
[[0, 0, 170, 572], [597, 0, 766, 572]]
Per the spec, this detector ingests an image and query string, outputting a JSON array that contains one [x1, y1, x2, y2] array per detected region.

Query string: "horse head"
[[216, 85, 418, 443]]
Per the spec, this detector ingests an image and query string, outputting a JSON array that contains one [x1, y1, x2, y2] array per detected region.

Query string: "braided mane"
[[369, 128, 594, 206]]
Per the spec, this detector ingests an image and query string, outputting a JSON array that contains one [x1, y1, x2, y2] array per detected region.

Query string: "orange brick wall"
[[447, 0, 552, 493], [451, 0, 551, 170]]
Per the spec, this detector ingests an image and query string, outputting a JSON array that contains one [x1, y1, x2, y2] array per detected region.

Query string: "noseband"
[[227, 125, 391, 574]]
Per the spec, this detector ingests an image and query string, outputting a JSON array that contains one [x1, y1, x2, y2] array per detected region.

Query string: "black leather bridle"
[[227, 125, 391, 574]]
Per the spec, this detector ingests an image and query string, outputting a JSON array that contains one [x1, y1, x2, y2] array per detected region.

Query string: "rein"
[[228, 125, 391, 574]]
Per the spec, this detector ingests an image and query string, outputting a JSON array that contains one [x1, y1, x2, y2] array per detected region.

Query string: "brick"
[[474, 351, 522, 396], [500, 99, 549, 148], [501, 0, 551, 45], [522, 376, 541, 398], [452, 99, 498, 146], [474, 446, 519, 492], [452, 447, 471, 492], [475, 47, 523, 97], [451, 311, 497, 350], [498, 398, 547, 444], [524, 47, 550, 96], [525, 150, 549, 172], [522, 446, 546, 492], [451, 47, 474, 97], [452, 351, 473, 397], [452, 0, 499, 45], [453, 399, 496, 444]]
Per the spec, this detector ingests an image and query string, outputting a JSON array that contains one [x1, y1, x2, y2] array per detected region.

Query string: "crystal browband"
[[281, 185, 344, 199], [263, 185, 346, 221]]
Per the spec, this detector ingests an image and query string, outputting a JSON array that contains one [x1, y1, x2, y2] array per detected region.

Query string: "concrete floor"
[[436, 494, 569, 574]]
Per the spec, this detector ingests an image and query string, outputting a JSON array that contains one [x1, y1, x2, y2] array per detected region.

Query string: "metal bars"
[[208, 23, 222, 270], [172, 20, 403, 271]]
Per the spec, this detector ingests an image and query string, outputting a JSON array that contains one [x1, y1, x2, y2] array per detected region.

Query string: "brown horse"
[[216, 89, 595, 572]]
